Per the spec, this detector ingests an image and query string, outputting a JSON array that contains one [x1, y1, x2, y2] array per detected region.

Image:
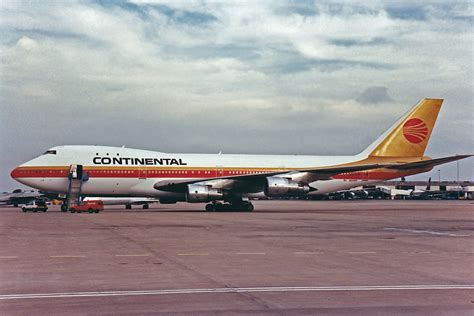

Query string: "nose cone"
[[10, 165, 30, 186], [10, 166, 21, 180]]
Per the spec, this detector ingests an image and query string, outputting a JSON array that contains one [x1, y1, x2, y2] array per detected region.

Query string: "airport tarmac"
[[0, 200, 473, 315]]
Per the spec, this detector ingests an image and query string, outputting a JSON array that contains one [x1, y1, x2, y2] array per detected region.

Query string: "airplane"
[[409, 177, 432, 198], [82, 197, 160, 209], [409, 178, 462, 200], [10, 98, 472, 211], [0, 189, 43, 207], [327, 189, 369, 200]]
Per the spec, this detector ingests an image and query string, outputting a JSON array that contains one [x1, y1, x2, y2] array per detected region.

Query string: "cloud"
[[16, 36, 38, 50], [0, 1, 473, 190], [356, 86, 393, 104]]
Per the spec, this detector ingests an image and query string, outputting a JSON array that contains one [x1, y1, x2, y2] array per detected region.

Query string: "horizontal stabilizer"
[[387, 155, 473, 170]]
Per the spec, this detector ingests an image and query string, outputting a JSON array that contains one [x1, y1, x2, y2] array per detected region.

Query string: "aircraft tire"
[[243, 202, 254, 212], [125, 204, 132, 209], [22, 207, 27, 212], [143, 204, 149, 209], [205, 204, 215, 212]]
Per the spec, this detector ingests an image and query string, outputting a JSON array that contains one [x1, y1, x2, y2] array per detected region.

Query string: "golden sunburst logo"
[[403, 118, 428, 144]]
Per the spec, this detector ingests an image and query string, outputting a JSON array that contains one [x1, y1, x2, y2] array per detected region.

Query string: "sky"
[[0, 0, 473, 191]]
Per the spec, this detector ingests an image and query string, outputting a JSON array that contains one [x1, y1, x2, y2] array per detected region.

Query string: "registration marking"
[[1, 285, 473, 300]]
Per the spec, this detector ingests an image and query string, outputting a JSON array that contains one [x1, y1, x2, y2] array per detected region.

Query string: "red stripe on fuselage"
[[11, 166, 424, 181]]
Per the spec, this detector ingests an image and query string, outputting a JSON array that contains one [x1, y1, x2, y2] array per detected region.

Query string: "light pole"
[[438, 169, 441, 186], [457, 160, 460, 184], [457, 160, 460, 199]]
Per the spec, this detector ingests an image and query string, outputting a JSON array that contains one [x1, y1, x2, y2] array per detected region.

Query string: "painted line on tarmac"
[[49, 255, 85, 258], [348, 251, 377, 255], [384, 228, 470, 237], [177, 253, 209, 256], [293, 252, 325, 255], [0, 256, 18, 259], [115, 254, 152, 257], [235, 252, 266, 256], [1, 285, 473, 300]]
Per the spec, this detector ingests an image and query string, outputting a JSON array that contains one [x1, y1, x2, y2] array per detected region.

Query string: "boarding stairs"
[[63, 164, 88, 211]]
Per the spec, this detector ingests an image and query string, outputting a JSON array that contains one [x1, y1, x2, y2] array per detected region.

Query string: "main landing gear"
[[205, 201, 254, 212]]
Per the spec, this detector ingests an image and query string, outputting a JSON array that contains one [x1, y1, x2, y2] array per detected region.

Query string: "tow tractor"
[[69, 200, 104, 214], [22, 199, 48, 212]]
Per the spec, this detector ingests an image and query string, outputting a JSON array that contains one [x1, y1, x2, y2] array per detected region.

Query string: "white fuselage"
[[11, 145, 411, 198]]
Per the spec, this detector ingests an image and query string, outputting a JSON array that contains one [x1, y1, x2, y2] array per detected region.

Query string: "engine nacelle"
[[264, 177, 310, 197], [186, 184, 224, 203]]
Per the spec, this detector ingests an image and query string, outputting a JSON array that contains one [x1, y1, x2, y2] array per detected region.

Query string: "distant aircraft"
[[10, 99, 472, 211], [410, 178, 461, 200], [410, 177, 433, 198], [327, 188, 369, 200], [0, 189, 42, 207], [82, 197, 159, 209]]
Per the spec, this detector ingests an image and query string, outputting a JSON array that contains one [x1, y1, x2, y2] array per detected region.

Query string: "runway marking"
[[0, 256, 18, 259], [384, 228, 470, 237], [235, 252, 266, 255], [293, 252, 325, 255], [1, 285, 473, 300], [177, 253, 209, 256], [49, 255, 85, 258], [348, 251, 377, 255], [115, 254, 152, 257]]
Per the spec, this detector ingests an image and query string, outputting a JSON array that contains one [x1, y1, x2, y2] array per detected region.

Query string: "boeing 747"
[[11, 99, 472, 211]]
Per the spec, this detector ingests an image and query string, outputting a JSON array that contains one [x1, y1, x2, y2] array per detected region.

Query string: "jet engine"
[[264, 177, 310, 197], [186, 184, 224, 203]]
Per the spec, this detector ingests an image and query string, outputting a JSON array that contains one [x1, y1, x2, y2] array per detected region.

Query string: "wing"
[[153, 154, 472, 193], [153, 163, 392, 193]]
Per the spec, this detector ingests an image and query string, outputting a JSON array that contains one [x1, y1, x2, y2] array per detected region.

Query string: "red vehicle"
[[70, 200, 104, 214]]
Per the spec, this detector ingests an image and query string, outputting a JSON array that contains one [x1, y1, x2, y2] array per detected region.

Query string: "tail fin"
[[361, 98, 443, 158]]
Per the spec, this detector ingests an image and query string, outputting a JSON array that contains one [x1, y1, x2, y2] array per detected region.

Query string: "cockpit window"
[[43, 150, 57, 155]]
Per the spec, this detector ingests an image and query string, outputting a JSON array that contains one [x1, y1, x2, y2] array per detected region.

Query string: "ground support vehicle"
[[22, 199, 48, 212], [70, 200, 104, 214]]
